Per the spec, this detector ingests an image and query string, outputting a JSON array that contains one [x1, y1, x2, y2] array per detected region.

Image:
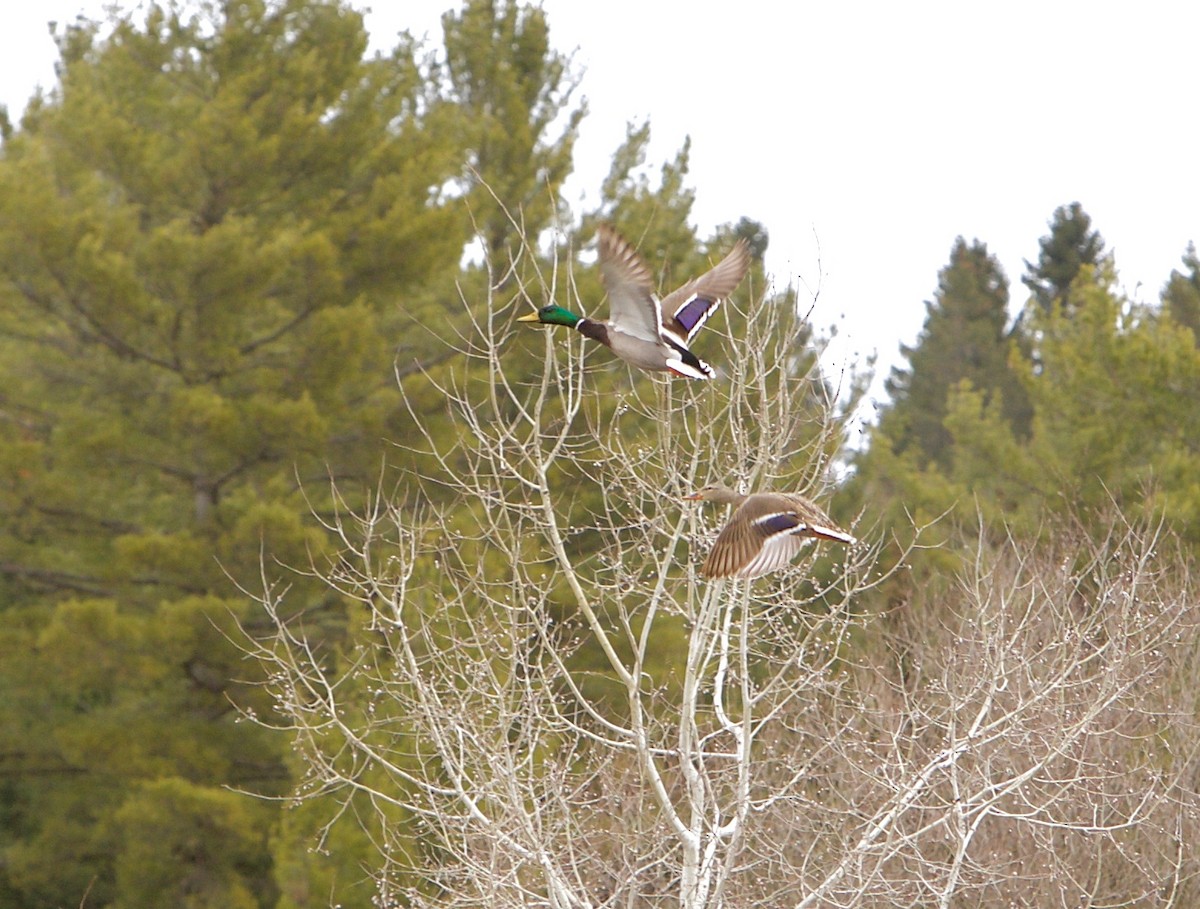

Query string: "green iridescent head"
[[517, 304, 582, 328]]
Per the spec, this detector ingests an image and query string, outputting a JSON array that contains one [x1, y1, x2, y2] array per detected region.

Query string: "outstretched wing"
[[597, 224, 661, 343], [661, 239, 751, 344], [702, 509, 811, 579], [700, 492, 854, 579]]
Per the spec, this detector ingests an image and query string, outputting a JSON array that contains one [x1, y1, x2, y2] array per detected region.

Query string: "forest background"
[[1, 2, 1198, 907]]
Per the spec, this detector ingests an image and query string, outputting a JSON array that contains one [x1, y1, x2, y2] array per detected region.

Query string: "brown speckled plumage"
[[685, 485, 855, 579]]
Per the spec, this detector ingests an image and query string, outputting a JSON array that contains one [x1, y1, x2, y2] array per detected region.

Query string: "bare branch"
[[241, 224, 1200, 909]]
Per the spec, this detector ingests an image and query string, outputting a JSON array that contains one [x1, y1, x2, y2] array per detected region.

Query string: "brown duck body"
[[686, 485, 855, 579]]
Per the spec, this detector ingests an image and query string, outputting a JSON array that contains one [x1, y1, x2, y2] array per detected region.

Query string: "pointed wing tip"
[[597, 223, 633, 259], [727, 238, 753, 280]]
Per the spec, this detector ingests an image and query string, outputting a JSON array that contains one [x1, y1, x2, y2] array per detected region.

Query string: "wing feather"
[[597, 225, 661, 343], [661, 239, 751, 343], [698, 492, 854, 579]]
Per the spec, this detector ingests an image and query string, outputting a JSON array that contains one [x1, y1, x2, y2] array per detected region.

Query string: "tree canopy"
[[881, 236, 1029, 470], [1022, 200, 1107, 313], [1163, 241, 1200, 344], [848, 202, 1200, 601]]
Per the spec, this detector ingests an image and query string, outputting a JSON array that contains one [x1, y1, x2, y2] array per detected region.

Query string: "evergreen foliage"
[[849, 238, 1200, 607], [882, 237, 1029, 470], [0, 0, 470, 904], [848, 201, 1200, 621], [589, 120, 698, 271], [1163, 241, 1200, 343], [1021, 200, 1106, 313], [441, 0, 585, 259]]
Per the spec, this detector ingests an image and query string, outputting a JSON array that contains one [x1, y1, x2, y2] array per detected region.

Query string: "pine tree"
[[857, 261, 1200, 556], [1022, 201, 1106, 313], [583, 119, 699, 275], [847, 238, 1200, 626], [440, 0, 585, 261], [0, 1, 467, 904], [880, 237, 1028, 470], [1016, 265, 1200, 535], [1163, 242, 1200, 344]]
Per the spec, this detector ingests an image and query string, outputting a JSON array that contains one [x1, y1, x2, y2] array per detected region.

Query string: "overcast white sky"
[[3, 2, 1197, 431]]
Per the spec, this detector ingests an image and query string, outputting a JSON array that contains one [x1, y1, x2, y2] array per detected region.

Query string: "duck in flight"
[[517, 225, 751, 379], [685, 485, 856, 579]]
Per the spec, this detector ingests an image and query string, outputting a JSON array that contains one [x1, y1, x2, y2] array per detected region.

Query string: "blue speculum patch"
[[755, 513, 802, 535], [673, 295, 714, 334]]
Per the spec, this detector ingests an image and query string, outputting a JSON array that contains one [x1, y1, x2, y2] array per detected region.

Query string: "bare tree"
[[244, 240, 1200, 908]]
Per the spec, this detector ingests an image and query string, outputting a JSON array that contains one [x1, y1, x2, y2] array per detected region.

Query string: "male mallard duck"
[[517, 224, 751, 379], [685, 485, 856, 579]]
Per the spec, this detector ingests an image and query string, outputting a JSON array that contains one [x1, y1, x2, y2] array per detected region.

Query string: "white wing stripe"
[[807, 523, 857, 545]]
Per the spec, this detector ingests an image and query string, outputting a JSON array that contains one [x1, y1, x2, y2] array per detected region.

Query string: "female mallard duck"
[[685, 485, 856, 579], [517, 224, 751, 379]]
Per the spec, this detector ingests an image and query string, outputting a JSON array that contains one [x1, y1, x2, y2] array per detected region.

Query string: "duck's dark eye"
[[540, 304, 556, 315]]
